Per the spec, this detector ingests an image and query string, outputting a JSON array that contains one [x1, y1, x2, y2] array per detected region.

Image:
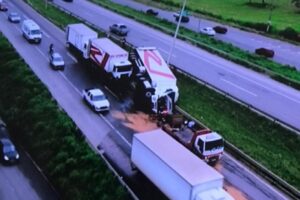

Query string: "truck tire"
[[65, 42, 70, 48], [145, 91, 152, 98]]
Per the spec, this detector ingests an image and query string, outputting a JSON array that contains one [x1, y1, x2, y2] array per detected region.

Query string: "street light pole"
[[167, 0, 187, 65], [266, 0, 274, 32]]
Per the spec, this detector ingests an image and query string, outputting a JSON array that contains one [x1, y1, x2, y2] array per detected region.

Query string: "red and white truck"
[[129, 47, 179, 114], [131, 129, 233, 200], [161, 114, 224, 165], [66, 23, 132, 80]]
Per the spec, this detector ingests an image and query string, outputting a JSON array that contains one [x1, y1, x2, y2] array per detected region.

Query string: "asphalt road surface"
[[52, 0, 300, 132], [112, 0, 300, 70], [0, 0, 289, 199], [0, 147, 59, 200]]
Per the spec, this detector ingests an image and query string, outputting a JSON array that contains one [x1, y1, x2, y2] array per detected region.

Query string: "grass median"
[[0, 36, 131, 200], [26, 0, 300, 190]]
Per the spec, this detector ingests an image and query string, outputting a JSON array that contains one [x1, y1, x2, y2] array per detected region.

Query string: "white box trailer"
[[89, 38, 132, 79], [66, 23, 98, 59], [131, 129, 233, 200]]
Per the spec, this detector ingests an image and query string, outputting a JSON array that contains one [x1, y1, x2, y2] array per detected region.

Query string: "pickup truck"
[[82, 88, 110, 113]]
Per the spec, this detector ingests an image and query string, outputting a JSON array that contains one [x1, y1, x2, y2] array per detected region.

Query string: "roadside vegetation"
[[90, 0, 300, 90], [0, 36, 131, 200], [141, 0, 300, 42], [25, 0, 300, 190]]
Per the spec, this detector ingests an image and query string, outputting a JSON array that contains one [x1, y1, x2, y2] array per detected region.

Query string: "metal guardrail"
[[46, 2, 300, 199]]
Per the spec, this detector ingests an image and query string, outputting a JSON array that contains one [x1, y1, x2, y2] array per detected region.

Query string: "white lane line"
[[59, 72, 131, 148], [67, 52, 77, 62], [187, 51, 300, 104], [42, 29, 50, 38], [13, 25, 22, 34], [221, 78, 257, 97], [23, 14, 29, 20], [159, 47, 176, 58], [59, 72, 81, 94], [99, 114, 131, 148], [35, 47, 47, 59]]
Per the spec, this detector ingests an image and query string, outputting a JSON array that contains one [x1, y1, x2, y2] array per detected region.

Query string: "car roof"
[[52, 53, 62, 58], [89, 88, 104, 96], [116, 23, 126, 27], [0, 138, 13, 145]]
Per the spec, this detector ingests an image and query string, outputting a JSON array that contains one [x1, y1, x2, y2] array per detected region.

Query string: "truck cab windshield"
[[205, 139, 223, 151], [114, 65, 132, 73]]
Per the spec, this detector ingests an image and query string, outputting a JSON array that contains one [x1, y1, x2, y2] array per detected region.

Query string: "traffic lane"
[[112, 0, 300, 70], [125, 21, 300, 129], [220, 154, 287, 200], [0, 148, 59, 200], [2, 1, 290, 198]]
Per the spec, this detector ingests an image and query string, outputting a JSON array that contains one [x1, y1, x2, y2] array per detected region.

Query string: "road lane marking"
[[58, 72, 131, 148], [67, 52, 77, 62], [221, 78, 257, 97], [35, 47, 47, 59], [99, 114, 131, 148], [187, 51, 300, 105], [159, 47, 176, 58], [42, 29, 50, 38]]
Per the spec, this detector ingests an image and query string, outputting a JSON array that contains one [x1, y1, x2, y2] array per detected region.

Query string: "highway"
[[0, 0, 288, 199], [112, 0, 300, 70], [0, 147, 59, 200], [52, 0, 300, 131]]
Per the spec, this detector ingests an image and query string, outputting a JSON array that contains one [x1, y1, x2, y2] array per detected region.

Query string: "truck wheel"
[[145, 91, 152, 98], [66, 42, 70, 48]]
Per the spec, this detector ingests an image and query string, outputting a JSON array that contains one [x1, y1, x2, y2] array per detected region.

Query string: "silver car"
[[49, 52, 65, 70], [109, 23, 129, 36], [8, 12, 21, 23]]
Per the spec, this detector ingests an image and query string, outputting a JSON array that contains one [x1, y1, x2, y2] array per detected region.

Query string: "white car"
[[8, 12, 21, 23], [82, 88, 110, 113], [49, 52, 65, 70], [200, 27, 216, 36]]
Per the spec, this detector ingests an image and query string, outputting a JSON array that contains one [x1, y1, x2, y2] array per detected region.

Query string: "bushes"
[[0, 36, 131, 200], [279, 27, 300, 41]]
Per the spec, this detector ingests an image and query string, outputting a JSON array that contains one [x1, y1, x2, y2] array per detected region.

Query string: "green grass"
[[176, 72, 300, 189], [165, 0, 300, 32], [26, 0, 300, 190], [0, 36, 131, 200]]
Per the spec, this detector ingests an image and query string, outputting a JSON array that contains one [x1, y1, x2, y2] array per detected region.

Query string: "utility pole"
[[167, 0, 187, 65], [266, 0, 274, 32]]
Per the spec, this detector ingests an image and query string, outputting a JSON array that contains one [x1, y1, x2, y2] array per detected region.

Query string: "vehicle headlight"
[[16, 154, 19, 159], [4, 155, 9, 161]]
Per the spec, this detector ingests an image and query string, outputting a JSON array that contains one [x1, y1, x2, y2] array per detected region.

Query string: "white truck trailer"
[[129, 47, 179, 114], [66, 23, 132, 80], [131, 129, 233, 200]]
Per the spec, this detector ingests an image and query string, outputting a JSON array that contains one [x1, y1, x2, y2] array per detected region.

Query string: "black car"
[[0, 138, 19, 164], [146, 9, 158, 16]]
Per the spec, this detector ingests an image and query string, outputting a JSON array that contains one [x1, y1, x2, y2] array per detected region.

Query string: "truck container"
[[66, 23, 132, 80], [161, 114, 224, 165], [131, 129, 233, 200], [129, 47, 179, 114]]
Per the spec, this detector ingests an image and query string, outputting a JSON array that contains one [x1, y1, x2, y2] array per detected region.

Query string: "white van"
[[21, 19, 42, 43]]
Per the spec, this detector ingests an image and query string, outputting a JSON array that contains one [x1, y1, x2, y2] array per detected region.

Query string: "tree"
[[292, 0, 300, 9]]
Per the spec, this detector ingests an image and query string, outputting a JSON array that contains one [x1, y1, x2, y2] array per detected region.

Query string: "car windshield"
[[205, 139, 223, 151], [120, 25, 127, 29], [10, 13, 18, 17], [92, 95, 105, 101], [3, 144, 15, 153], [31, 30, 40, 35], [114, 65, 132, 72], [53, 56, 63, 62]]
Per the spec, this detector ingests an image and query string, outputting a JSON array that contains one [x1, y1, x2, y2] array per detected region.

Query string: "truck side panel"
[[132, 136, 192, 200]]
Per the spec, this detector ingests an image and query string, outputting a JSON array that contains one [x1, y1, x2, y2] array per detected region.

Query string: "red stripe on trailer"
[[143, 50, 175, 79]]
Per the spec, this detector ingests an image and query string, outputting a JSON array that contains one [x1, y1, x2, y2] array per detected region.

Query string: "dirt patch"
[[112, 111, 158, 132]]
